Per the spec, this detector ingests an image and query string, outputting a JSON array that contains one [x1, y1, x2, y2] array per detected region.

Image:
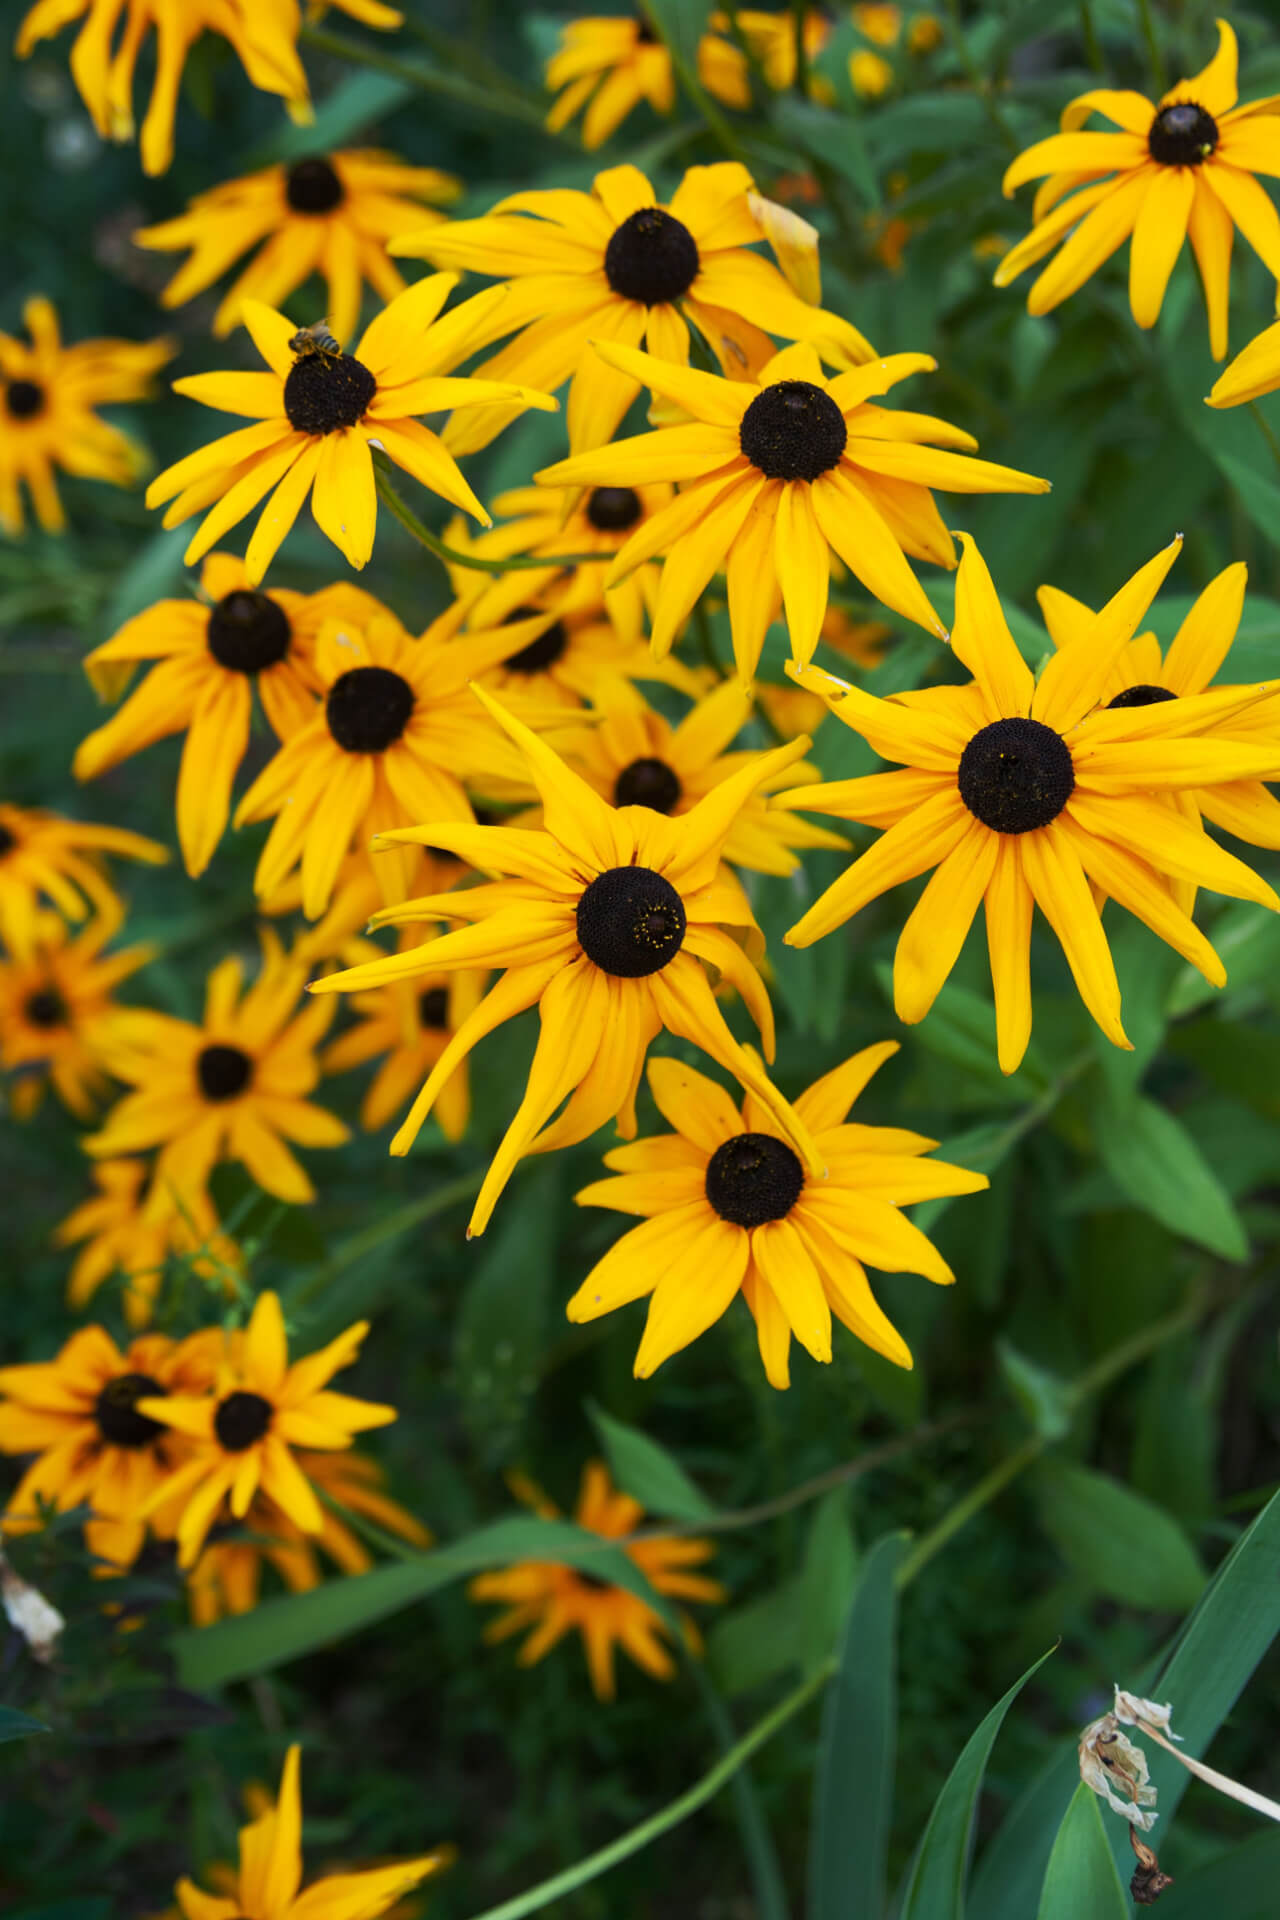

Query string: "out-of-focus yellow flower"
[[850, 49, 895, 98], [907, 13, 944, 53], [854, 6, 902, 49]]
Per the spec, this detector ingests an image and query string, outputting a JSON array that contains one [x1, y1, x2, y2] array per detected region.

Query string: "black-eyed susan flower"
[[138, 1290, 396, 1569], [0, 906, 154, 1121], [263, 846, 463, 969], [186, 1449, 430, 1626], [309, 687, 822, 1236], [0, 1325, 220, 1575], [1207, 312, 1280, 406], [850, 49, 894, 98], [232, 601, 549, 917], [86, 933, 347, 1206], [572, 1047, 986, 1383], [392, 162, 875, 456], [145, 277, 557, 584], [538, 342, 1049, 679], [774, 536, 1280, 1073], [172, 1744, 447, 1920], [321, 933, 486, 1141], [54, 1159, 238, 1329], [853, 5, 902, 47], [74, 557, 380, 879], [0, 296, 175, 535], [135, 150, 461, 347], [996, 20, 1280, 359], [543, 15, 751, 150], [0, 803, 166, 953], [470, 1460, 722, 1701], [727, 8, 834, 92], [561, 677, 848, 877]]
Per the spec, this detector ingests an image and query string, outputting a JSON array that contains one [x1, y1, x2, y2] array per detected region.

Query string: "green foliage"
[[1035, 1785, 1130, 1919]]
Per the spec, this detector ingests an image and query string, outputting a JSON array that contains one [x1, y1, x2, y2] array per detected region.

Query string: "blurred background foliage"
[[1, 1, 1279, 1916]]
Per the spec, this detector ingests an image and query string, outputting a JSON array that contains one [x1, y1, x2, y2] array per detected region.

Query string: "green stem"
[[1247, 402, 1280, 477], [371, 456, 600, 576], [791, 1, 811, 98], [298, 23, 554, 130], [688, 1659, 790, 1920], [314, 1171, 482, 1288], [461, 1661, 832, 1920], [641, 2, 751, 166], [1134, 0, 1168, 93], [1078, 0, 1105, 73]]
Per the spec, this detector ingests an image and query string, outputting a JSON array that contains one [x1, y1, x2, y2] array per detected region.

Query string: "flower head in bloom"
[[539, 342, 1049, 679], [310, 687, 822, 1236], [392, 163, 874, 455], [145, 277, 557, 584], [470, 1461, 722, 1701], [561, 678, 848, 878], [572, 1047, 986, 1383], [725, 8, 834, 92], [187, 1448, 429, 1627], [853, 5, 902, 47], [1207, 312, 1280, 407], [140, 1291, 396, 1569], [543, 15, 752, 149], [0, 804, 166, 953], [173, 1744, 447, 1920], [995, 21, 1280, 359], [86, 933, 347, 1205], [775, 536, 1280, 1072], [75, 557, 378, 879], [14, 1, 312, 177], [0, 906, 153, 1120], [0, 1325, 219, 1573], [850, 49, 894, 98], [233, 601, 552, 917], [135, 149, 461, 346], [262, 847, 462, 970], [0, 296, 174, 535], [54, 1159, 238, 1329]]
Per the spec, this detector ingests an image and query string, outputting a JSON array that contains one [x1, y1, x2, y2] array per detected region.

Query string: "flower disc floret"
[[705, 1133, 804, 1226], [5, 379, 44, 419], [586, 486, 643, 531], [24, 987, 67, 1028], [326, 664, 415, 752], [1108, 683, 1177, 709], [576, 866, 687, 977], [196, 1043, 253, 1102], [285, 155, 346, 213], [957, 717, 1075, 834], [95, 1373, 166, 1448], [740, 380, 849, 480], [603, 207, 701, 303], [1149, 101, 1217, 165], [419, 986, 449, 1028], [213, 1390, 274, 1450], [614, 757, 682, 812], [503, 608, 570, 672], [283, 348, 377, 434], [205, 588, 292, 673]]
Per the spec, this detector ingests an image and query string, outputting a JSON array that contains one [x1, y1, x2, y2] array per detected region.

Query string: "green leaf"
[[997, 1340, 1071, 1441], [173, 1516, 677, 1690], [807, 1533, 908, 1920], [796, 1488, 858, 1678], [1035, 1784, 1129, 1919], [897, 1647, 1056, 1920], [1153, 1826, 1280, 1919], [707, 1578, 805, 1697], [0, 1705, 48, 1742], [588, 1404, 717, 1522], [772, 96, 879, 206], [1090, 1092, 1248, 1261], [454, 1185, 554, 1465], [1034, 1462, 1206, 1611], [101, 527, 191, 638]]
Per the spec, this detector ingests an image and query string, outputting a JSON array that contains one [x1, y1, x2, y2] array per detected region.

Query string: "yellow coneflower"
[[543, 15, 752, 151], [232, 600, 550, 917], [86, 933, 347, 1206], [145, 277, 557, 584], [853, 5, 902, 47], [309, 687, 822, 1237], [907, 14, 944, 54], [74, 557, 380, 879], [53, 1159, 238, 1329], [0, 1325, 220, 1574], [321, 934, 486, 1141], [186, 1448, 430, 1627], [0, 296, 174, 535], [391, 161, 874, 456], [537, 341, 1049, 679], [1207, 313, 1280, 406], [262, 846, 463, 968], [0, 803, 166, 953], [995, 20, 1280, 359], [14, 1, 309, 178], [470, 1460, 723, 1701], [774, 535, 1280, 1073], [135, 150, 461, 346], [559, 677, 848, 877], [0, 906, 154, 1121], [571, 1048, 986, 1384], [172, 1745, 447, 1920], [723, 8, 834, 92], [850, 49, 894, 98], [138, 1290, 396, 1569]]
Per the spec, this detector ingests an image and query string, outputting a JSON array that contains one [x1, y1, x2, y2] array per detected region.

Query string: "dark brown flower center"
[[326, 665, 414, 751], [5, 379, 44, 420], [1148, 100, 1217, 166], [957, 717, 1074, 834], [586, 486, 643, 532], [206, 589, 291, 674], [283, 350, 376, 434], [576, 865, 686, 977], [1107, 683, 1177, 709], [705, 1132, 804, 1227], [213, 1390, 274, 1451], [197, 1043, 253, 1102], [0, 823, 14, 857], [604, 208, 700, 305], [613, 756, 682, 813], [502, 607, 569, 673], [95, 1373, 166, 1449], [24, 986, 67, 1029], [740, 381, 848, 481], [285, 155, 346, 214], [575, 1569, 612, 1591], [419, 986, 449, 1028]]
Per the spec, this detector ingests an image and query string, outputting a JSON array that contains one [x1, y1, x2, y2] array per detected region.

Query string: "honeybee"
[[288, 321, 341, 359]]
